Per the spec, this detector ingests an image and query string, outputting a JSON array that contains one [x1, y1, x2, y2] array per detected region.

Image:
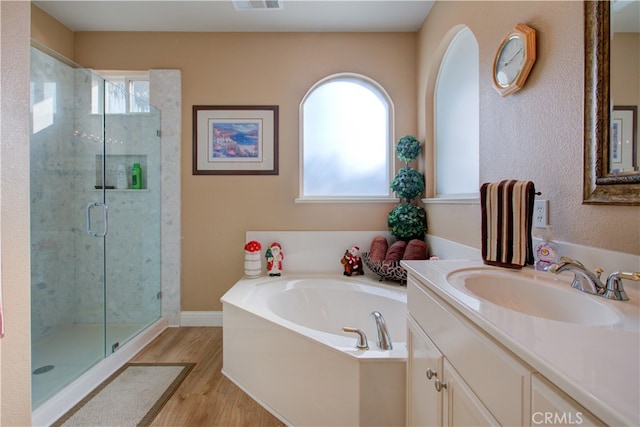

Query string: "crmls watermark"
[[532, 411, 584, 425]]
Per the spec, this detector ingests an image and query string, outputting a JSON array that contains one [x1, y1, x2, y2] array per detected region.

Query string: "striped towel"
[[480, 180, 535, 269]]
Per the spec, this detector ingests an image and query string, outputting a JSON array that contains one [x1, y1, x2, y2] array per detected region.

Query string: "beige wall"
[[30, 2, 640, 316], [611, 32, 640, 106], [2, 1, 34, 424], [30, 3, 74, 59], [418, 1, 640, 255]]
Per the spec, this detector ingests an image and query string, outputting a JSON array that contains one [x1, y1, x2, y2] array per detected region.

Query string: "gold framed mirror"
[[583, 1, 640, 205]]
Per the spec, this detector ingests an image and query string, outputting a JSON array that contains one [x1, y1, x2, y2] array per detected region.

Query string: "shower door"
[[101, 77, 162, 353], [30, 44, 161, 408]]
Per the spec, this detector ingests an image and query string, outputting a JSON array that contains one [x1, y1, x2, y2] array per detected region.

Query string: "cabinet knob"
[[425, 368, 437, 380], [434, 378, 448, 392]]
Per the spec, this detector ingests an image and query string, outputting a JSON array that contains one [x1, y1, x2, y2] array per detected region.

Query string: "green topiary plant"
[[395, 135, 421, 163], [391, 167, 425, 201], [387, 203, 427, 241], [388, 135, 427, 242]]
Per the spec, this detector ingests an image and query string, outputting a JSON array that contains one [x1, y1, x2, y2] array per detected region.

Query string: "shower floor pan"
[[31, 323, 146, 408]]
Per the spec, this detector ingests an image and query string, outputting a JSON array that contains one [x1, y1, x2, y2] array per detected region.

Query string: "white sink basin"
[[446, 268, 620, 326]]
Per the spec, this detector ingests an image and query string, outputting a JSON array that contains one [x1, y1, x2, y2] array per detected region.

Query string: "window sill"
[[422, 195, 479, 205], [295, 196, 400, 204]]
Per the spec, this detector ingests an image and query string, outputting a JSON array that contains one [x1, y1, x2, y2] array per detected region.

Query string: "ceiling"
[[33, 0, 435, 33]]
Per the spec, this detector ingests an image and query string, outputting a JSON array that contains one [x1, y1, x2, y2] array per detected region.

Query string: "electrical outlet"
[[534, 199, 548, 228]]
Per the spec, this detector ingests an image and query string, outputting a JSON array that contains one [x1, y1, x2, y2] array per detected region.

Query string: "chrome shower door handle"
[[86, 202, 109, 237]]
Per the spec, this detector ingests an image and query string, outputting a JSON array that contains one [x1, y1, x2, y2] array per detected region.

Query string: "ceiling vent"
[[232, 0, 283, 11]]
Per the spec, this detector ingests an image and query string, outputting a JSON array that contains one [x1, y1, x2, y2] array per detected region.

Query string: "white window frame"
[[296, 72, 397, 203], [92, 70, 150, 115], [424, 26, 480, 205]]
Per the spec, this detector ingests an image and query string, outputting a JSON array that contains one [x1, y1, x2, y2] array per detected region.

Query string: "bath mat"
[[52, 362, 195, 427]]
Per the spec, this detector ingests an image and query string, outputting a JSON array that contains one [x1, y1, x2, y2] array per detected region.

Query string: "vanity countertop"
[[402, 259, 640, 427]]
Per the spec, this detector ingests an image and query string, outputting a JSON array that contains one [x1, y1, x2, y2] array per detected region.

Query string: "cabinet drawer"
[[408, 275, 532, 426]]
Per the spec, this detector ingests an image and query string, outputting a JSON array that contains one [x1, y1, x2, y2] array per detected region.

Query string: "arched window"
[[434, 27, 479, 197], [299, 73, 394, 201]]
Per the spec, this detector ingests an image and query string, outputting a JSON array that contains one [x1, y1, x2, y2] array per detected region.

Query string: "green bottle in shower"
[[131, 163, 142, 189]]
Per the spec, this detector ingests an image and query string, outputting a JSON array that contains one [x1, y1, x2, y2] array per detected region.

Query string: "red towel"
[[480, 180, 535, 269]]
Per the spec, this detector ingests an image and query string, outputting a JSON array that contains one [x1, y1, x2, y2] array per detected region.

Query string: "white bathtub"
[[221, 274, 407, 426]]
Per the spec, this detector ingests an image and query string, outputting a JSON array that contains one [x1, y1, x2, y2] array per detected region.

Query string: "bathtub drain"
[[32, 365, 55, 375]]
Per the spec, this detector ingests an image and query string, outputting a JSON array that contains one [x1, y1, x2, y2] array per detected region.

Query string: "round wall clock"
[[492, 23, 537, 97]]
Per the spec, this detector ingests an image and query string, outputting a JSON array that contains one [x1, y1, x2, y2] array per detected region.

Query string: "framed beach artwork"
[[193, 105, 279, 175]]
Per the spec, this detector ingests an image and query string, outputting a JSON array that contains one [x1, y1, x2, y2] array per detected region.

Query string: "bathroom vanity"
[[402, 259, 640, 427]]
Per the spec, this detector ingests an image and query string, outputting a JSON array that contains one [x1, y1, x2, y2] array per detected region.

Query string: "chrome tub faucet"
[[342, 327, 369, 350], [370, 311, 392, 350]]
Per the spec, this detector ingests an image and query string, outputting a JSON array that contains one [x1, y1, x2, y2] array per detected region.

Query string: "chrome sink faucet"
[[549, 257, 637, 301], [603, 271, 638, 301], [370, 311, 392, 350], [549, 257, 605, 295]]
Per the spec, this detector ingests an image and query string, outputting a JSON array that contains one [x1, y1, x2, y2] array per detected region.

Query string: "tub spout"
[[370, 311, 392, 350]]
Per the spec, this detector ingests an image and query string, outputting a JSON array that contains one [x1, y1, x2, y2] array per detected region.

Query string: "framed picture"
[[193, 105, 279, 175], [611, 118, 622, 163]]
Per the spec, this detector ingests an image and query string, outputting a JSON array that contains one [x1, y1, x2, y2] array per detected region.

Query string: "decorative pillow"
[[369, 236, 389, 261], [403, 239, 428, 260], [384, 240, 407, 262]]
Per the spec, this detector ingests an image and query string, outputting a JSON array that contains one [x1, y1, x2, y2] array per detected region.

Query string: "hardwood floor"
[[131, 327, 285, 427]]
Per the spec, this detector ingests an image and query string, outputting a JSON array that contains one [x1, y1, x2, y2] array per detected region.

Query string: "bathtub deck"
[[131, 326, 284, 427]]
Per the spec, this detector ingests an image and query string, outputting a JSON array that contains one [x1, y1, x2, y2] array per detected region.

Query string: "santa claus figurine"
[[341, 245, 364, 276], [265, 242, 284, 276]]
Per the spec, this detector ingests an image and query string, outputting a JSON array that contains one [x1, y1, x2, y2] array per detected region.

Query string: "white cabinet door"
[[531, 374, 605, 427], [407, 315, 443, 427], [442, 359, 500, 427]]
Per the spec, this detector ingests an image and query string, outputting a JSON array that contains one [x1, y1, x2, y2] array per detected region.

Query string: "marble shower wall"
[[150, 69, 182, 327]]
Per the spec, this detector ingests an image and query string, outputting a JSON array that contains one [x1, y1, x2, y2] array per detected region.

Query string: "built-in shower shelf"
[[93, 189, 150, 192], [95, 154, 148, 190]]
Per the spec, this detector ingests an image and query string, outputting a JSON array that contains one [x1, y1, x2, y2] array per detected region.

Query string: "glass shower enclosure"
[[30, 44, 162, 408]]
